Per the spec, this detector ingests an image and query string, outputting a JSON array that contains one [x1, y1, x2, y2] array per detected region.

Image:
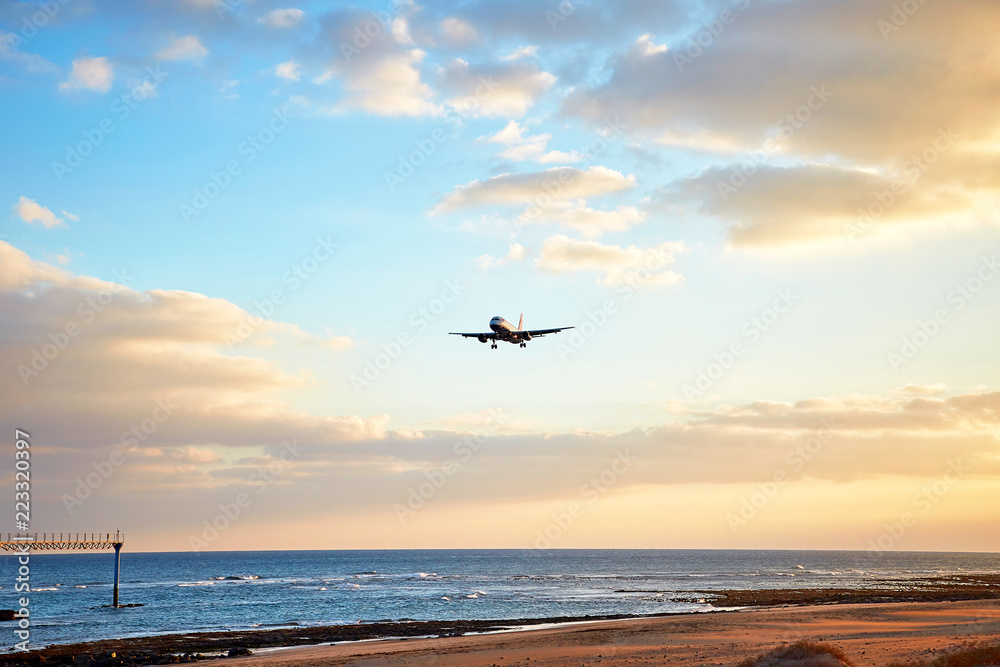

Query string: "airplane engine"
[[478, 334, 488, 343], [521, 332, 532, 341]]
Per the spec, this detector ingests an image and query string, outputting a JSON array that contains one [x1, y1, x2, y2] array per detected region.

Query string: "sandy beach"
[[217, 600, 1000, 667]]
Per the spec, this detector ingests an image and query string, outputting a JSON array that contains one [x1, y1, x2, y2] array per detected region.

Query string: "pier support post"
[[113, 541, 123, 607]]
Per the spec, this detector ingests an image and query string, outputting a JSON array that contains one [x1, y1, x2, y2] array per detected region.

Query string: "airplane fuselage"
[[489, 316, 529, 344]]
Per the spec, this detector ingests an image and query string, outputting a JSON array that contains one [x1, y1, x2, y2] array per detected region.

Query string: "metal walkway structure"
[[1, 532, 125, 607]]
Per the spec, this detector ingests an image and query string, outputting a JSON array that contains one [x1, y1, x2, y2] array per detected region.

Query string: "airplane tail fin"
[[518, 313, 523, 331]]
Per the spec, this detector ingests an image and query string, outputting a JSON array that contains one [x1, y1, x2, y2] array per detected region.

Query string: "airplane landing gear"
[[519, 343, 526, 348], [491, 343, 498, 349]]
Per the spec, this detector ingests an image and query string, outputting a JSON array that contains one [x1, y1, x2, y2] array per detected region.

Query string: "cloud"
[[155, 35, 208, 61], [896, 384, 948, 396], [563, 1, 1000, 162], [537, 150, 583, 164], [59, 56, 114, 93], [482, 121, 571, 163], [343, 49, 437, 116], [314, 10, 439, 117], [0, 241, 359, 424], [476, 243, 527, 269], [500, 45, 538, 62], [441, 59, 555, 118], [559, 0, 1000, 245], [259, 8, 305, 28], [0, 31, 58, 73], [317, 24, 436, 115], [275, 60, 302, 81], [444, 0, 690, 47], [172, 446, 222, 464], [220, 79, 242, 98], [13, 197, 65, 228], [0, 241, 387, 538], [439, 17, 478, 44], [434, 166, 636, 213], [498, 133, 551, 161], [483, 120, 525, 145], [662, 162, 973, 247], [518, 200, 646, 238], [361, 388, 1000, 509], [536, 235, 685, 286]]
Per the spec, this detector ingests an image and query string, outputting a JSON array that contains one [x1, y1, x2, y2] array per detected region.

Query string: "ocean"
[[3, 549, 999, 649]]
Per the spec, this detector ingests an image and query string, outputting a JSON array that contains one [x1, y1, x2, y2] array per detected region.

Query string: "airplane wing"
[[523, 326, 574, 337], [449, 332, 497, 339]]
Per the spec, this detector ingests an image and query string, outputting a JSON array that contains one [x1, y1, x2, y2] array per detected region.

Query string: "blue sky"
[[2, 0, 999, 551]]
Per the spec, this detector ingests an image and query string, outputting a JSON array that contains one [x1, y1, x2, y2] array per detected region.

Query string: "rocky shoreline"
[[2, 574, 997, 667], [674, 573, 1000, 608]]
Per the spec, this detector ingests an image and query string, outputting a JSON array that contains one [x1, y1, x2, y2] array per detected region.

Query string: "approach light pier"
[[1, 532, 126, 607]]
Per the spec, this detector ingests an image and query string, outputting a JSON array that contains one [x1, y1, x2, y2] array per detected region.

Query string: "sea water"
[[2, 549, 998, 649]]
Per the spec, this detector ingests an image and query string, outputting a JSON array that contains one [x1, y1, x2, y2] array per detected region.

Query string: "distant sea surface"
[[3, 549, 999, 648]]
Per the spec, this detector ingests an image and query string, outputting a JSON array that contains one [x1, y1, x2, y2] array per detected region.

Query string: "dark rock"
[[226, 648, 252, 658]]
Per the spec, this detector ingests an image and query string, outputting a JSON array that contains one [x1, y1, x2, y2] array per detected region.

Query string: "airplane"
[[450, 314, 574, 349]]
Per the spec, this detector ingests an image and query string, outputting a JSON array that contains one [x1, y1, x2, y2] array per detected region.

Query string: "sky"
[[1, 0, 999, 553]]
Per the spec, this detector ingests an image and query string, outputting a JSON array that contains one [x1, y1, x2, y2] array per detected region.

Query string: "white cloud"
[[316, 9, 439, 118], [483, 120, 525, 145], [0, 31, 58, 73], [275, 60, 302, 81], [338, 49, 438, 117], [391, 16, 414, 45], [13, 197, 65, 228], [323, 334, 355, 350], [635, 33, 666, 55], [155, 35, 208, 61], [220, 79, 242, 99], [483, 122, 580, 164], [61, 210, 80, 222], [439, 17, 479, 44], [537, 150, 583, 164], [258, 8, 305, 28], [312, 70, 334, 85], [59, 56, 113, 93], [477, 243, 527, 269], [442, 59, 555, 118], [434, 166, 636, 214], [518, 200, 646, 238], [500, 45, 538, 62], [536, 235, 685, 286], [499, 133, 551, 161]]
